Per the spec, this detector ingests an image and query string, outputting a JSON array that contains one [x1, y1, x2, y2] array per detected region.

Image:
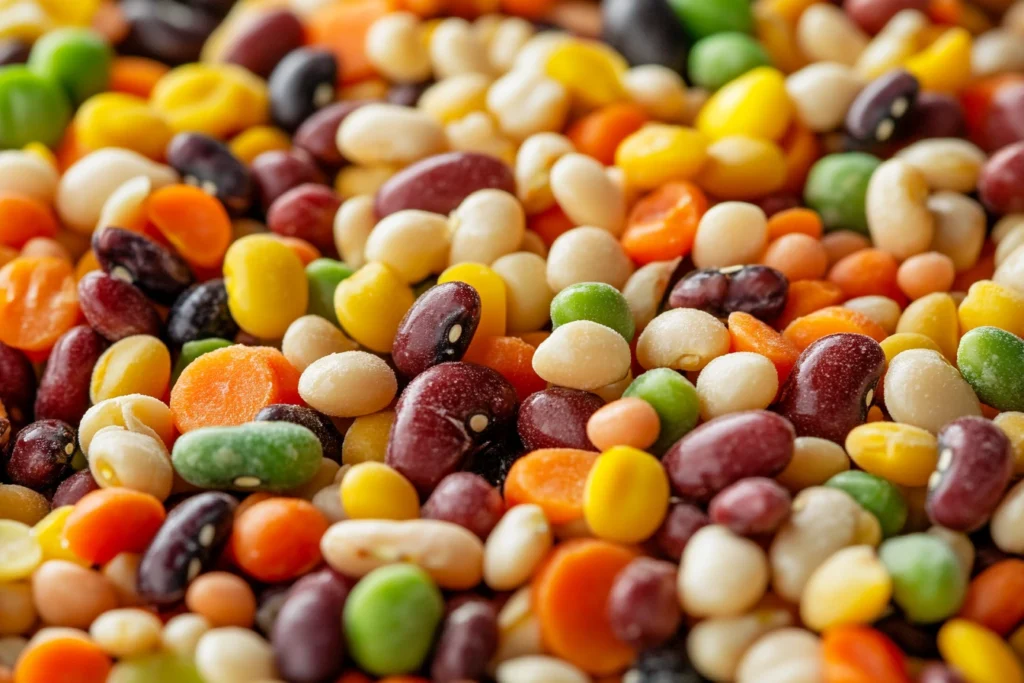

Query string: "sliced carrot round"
[[63, 488, 167, 565], [774, 279, 845, 330], [782, 306, 889, 350], [622, 182, 707, 265], [504, 449, 598, 524], [0, 194, 59, 249]]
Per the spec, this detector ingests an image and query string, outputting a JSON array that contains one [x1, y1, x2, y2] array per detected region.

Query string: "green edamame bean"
[[171, 422, 323, 492], [668, 0, 753, 39], [0, 66, 71, 149], [687, 33, 771, 91], [825, 470, 907, 538], [623, 368, 699, 455], [879, 533, 967, 624], [307, 258, 354, 326], [171, 338, 233, 385], [343, 563, 444, 676], [804, 153, 881, 235], [28, 29, 112, 105], [550, 282, 635, 342], [108, 653, 204, 683], [957, 327, 1024, 412]]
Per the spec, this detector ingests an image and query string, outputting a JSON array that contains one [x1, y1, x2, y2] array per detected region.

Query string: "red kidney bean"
[[708, 477, 791, 536], [375, 152, 516, 218], [919, 663, 967, 683], [842, 0, 929, 35], [669, 266, 788, 321], [392, 282, 481, 379], [254, 404, 343, 462], [293, 101, 373, 169], [0, 39, 29, 66], [421, 472, 505, 539], [663, 410, 794, 503], [431, 600, 498, 683], [466, 437, 525, 491], [51, 469, 99, 508], [92, 227, 194, 305], [166, 279, 239, 347], [219, 8, 305, 78], [250, 149, 325, 212], [6, 420, 76, 491], [388, 82, 430, 107], [774, 333, 886, 444], [77, 271, 162, 342], [137, 492, 237, 604], [387, 362, 518, 494], [655, 502, 710, 561], [35, 326, 107, 425], [167, 132, 254, 216], [607, 557, 681, 650], [269, 48, 339, 132], [0, 340, 36, 431], [979, 141, 1024, 215], [847, 69, 919, 143], [272, 568, 352, 683], [120, 0, 220, 65], [266, 183, 341, 251], [926, 416, 1013, 532], [517, 387, 603, 451]]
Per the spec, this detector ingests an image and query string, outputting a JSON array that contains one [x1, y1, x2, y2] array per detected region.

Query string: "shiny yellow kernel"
[[800, 545, 892, 631], [958, 280, 1024, 339], [90, 335, 172, 403], [615, 124, 709, 191], [583, 446, 669, 544], [879, 332, 945, 364], [545, 39, 627, 110], [228, 126, 292, 165], [75, 93, 174, 161], [342, 411, 396, 466], [895, 292, 960, 362], [698, 135, 787, 200], [939, 619, 1024, 683], [845, 422, 939, 487], [335, 261, 414, 353], [340, 462, 420, 521], [223, 234, 308, 340], [30, 506, 87, 565], [696, 66, 792, 141], [0, 519, 43, 581]]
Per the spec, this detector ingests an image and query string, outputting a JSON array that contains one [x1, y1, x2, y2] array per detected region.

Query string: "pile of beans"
[[2, 0, 1024, 681]]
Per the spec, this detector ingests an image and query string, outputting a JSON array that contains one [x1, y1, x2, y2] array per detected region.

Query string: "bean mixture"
[[1, 0, 1024, 681]]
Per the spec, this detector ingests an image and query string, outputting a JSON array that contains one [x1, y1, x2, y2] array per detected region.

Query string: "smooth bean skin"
[[550, 282, 635, 343], [957, 327, 1024, 412], [603, 0, 688, 72], [271, 568, 351, 683], [431, 600, 499, 683], [884, 349, 982, 433], [517, 388, 603, 452], [846, 69, 918, 143], [880, 533, 967, 623], [77, 272, 162, 342], [166, 133, 253, 217], [34, 326, 106, 425], [421, 472, 504, 539], [607, 557, 681, 650], [6, 420, 75, 491], [655, 501, 710, 561], [392, 282, 481, 379], [375, 152, 516, 218], [92, 228, 194, 306], [121, 0, 220, 65], [267, 183, 342, 252], [680, 525, 769, 618], [219, 8, 305, 78], [0, 341, 35, 430], [709, 477, 792, 536], [980, 141, 1024, 215], [250, 149, 325, 212], [51, 470, 100, 508], [268, 48, 337, 132], [254, 404, 343, 463], [669, 266, 788, 322], [166, 280, 239, 347], [804, 152, 880, 234]]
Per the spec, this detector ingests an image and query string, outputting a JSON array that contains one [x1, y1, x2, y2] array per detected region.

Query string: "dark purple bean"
[[724, 265, 788, 321], [269, 48, 338, 132], [846, 69, 919, 143], [387, 82, 430, 107], [979, 141, 1024, 215], [255, 584, 290, 636], [926, 416, 1013, 532], [431, 600, 498, 683], [668, 269, 729, 316], [0, 340, 35, 431], [708, 477, 791, 536], [654, 502, 709, 561], [392, 282, 481, 378], [266, 183, 341, 251], [421, 472, 505, 539], [254, 404, 343, 462], [77, 272, 162, 342], [663, 410, 794, 503], [387, 362, 518, 494], [219, 8, 305, 79], [120, 0, 220, 65], [92, 227, 194, 305], [167, 133, 253, 216], [843, 0, 928, 34], [775, 333, 886, 443], [517, 388, 603, 451], [919, 663, 967, 683], [250, 149, 325, 213], [0, 39, 30, 66], [35, 326, 107, 425], [272, 568, 351, 683], [6, 420, 76, 491], [166, 279, 239, 347], [51, 469, 99, 508], [907, 92, 965, 141], [607, 558, 681, 650], [293, 101, 373, 169], [375, 152, 516, 218], [136, 492, 237, 604]]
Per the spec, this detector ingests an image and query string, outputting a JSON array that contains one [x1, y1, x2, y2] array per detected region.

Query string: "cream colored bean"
[[195, 628, 275, 683], [365, 12, 431, 84], [515, 132, 575, 214], [855, 9, 929, 80], [96, 176, 152, 233], [512, 31, 572, 74], [622, 258, 680, 333], [927, 526, 975, 575], [545, 226, 633, 291], [692, 202, 768, 269], [311, 482, 346, 524], [736, 629, 823, 683], [489, 17, 534, 73], [419, 74, 491, 124], [490, 586, 544, 671], [298, 351, 397, 418], [162, 614, 212, 658], [680, 525, 769, 618], [696, 352, 778, 420], [797, 3, 869, 66], [867, 159, 934, 261], [973, 28, 1024, 77], [996, 224, 1024, 267], [450, 189, 525, 266], [333, 195, 376, 267], [496, 656, 590, 683], [995, 243, 1024, 293], [102, 552, 142, 607], [484, 504, 553, 591], [445, 112, 516, 165], [990, 479, 1024, 554], [487, 68, 570, 140], [532, 320, 631, 391], [88, 427, 173, 500], [78, 394, 175, 456], [363, 209, 450, 283], [686, 607, 793, 682], [431, 17, 492, 78], [520, 230, 547, 257], [491, 252, 554, 333], [623, 65, 690, 123], [785, 62, 864, 133], [777, 437, 851, 493], [927, 192, 987, 273], [605, 165, 638, 208], [550, 153, 626, 236], [897, 139, 986, 193], [335, 165, 398, 199], [637, 308, 730, 373], [769, 487, 881, 602], [883, 349, 981, 433], [337, 105, 446, 166], [282, 315, 358, 372], [89, 608, 162, 657], [57, 149, 178, 233], [800, 545, 891, 631], [320, 519, 484, 589], [0, 150, 59, 203], [843, 296, 902, 334]]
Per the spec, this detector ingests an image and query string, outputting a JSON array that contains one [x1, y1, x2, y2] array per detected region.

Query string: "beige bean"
[[546, 226, 633, 292], [445, 111, 516, 165], [488, 17, 534, 73], [337, 104, 446, 166], [990, 478, 1024, 554], [195, 628, 276, 683], [994, 243, 1024, 293], [637, 308, 730, 372], [365, 12, 431, 84], [320, 518, 484, 589], [491, 252, 554, 333], [927, 526, 975, 575], [335, 165, 398, 199], [927, 192, 987, 273], [680, 525, 769, 618], [419, 74, 491, 124], [487, 68, 570, 140], [89, 608, 162, 658], [162, 613, 211, 658], [622, 258, 680, 333], [515, 132, 575, 214], [96, 176, 152, 233], [686, 607, 793, 682], [512, 31, 572, 74], [797, 3, 868, 65], [855, 9, 929, 80], [550, 153, 626, 236], [495, 656, 590, 683], [282, 315, 358, 372], [736, 628, 823, 683], [867, 159, 934, 261], [623, 65, 690, 123], [430, 17, 492, 78], [785, 62, 864, 133], [88, 426, 173, 500], [333, 195, 376, 268], [450, 189, 525, 266], [532, 320, 631, 391], [102, 552, 143, 607], [897, 139, 987, 193], [843, 295, 902, 334], [692, 202, 768, 269], [363, 209, 450, 283], [0, 150, 59, 204], [490, 586, 544, 671], [883, 349, 981, 433], [78, 394, 175, 456], [484, 504, 553, 591], [696, 352, 778, 420], [312, 482, 346, 524], [519, 230, 547, 257], [776, 437, 851, 493], [996, 224, 1024, 267], [32, 560, 119, 629], [973, 28, 1024, 77], [298, 351, 397, 418]]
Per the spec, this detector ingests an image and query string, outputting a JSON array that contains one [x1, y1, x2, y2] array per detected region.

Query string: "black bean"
[[603, 0, 688, 73], [166, 279, 239, 347], [846, 69, 919, 143], [269, 48, 339, 132]]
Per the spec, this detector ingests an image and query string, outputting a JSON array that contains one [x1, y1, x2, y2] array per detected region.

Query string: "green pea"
[[668, 0, 753, 39], [344, 564, 444, 676], [804, 152, 881, 234], [623, 368, 699, 455], [687, 33, 771, 91], [957, 326, 1024, 412], [171, 338, 233, 385], [306, 258, 354, 326], [28, 28, 112, 105], [550, 282, 635, 342], [0, 66, 71, 149], [825, 470, 907, 538], [172, 422, 323, 492], [879, 533, 967, 624], [108, 654, 204, 683]]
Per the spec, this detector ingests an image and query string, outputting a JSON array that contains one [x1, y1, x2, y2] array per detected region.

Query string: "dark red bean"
[[926, 416, 1013, 532], [755, 193, 802, 218], [254, 404, 343, 462], [6, 420, 76, 491], [387, 82, 430, 107], [266, 183, 341, 251], [269, 48, 339, 132], [846, 70, 919, 143], [708, 477, 792, 536], [375, 152, 516, 218], [167, 133, 254, 216], [51, 469, 99, 508], [421, 472, 505, 539], [607, 558, 681, 650], [517, 388, 603, 451], [431, 600, 498, 683], [981, 81, 1024, 152], [723, 265, 788, 321], [979, 141, 1024, 215], [392, 282, 481, 378], [219, 8, 305, 79], [250, 149, 325, 213], [655, 502, 709, 562], [166, 279, 239, 347], [77, 271, 162, 342], [919, 663, 967, 683], [668, 270, 729, 316], [35, 326, 107, 425], [774, 333, 886, 444], [272, 568, 351, 683], [293, 101, 374, 169], [908, 92, 965, 141], [0, 340, 36, 431], [92, 227, 194, 305], [387, 362, 518, 495], [137, 492, 237, 604], [120, 0, 219, 65], [843, 0, 929, 35], [0, 39, 30, 66], [663, 410, 794, 503]]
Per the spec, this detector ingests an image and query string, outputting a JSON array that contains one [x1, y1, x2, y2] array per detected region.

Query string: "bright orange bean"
[[822, 626, 912, 683], [958, 559, 1024, 636], [0, 257, 79, 355], [567, 103, 649, 166]]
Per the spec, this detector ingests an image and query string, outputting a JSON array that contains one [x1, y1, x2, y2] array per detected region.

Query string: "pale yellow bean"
[[637, 308, 730, 372], [797, 3, 869, 66], [78, 394, 175, 456], [776, 437, 851, 492], [488, 17, 534, 73], [445, 112, 516, 165], [161, 614, 212, 658], [550, 153, 626, 236], [883, 349, 981, 433], [298, 351, 398, 418], [927, 192, 987, 273], [491, 252, 554, 334], [867, 159, 934, 261], [365, 12, 431, 84], [515, 133, 575, 214], [88, 427, 173, 500], [897, 139, 986, 193], [89, 608, 162, 657], [450, 189, 525, 266], [680, 525, 769, 618], [785, 63, 863, 133], [333, 195, 376, 268], [692, 202, 768, 269], [430, 17, 492, 78], [622, 258, 681, 333], [486, 68, 570, 140], [0, 150, 59, 204], [532, 320, 631, 391], [686, 607, 793, 682], [736, 629, 823, 683], [696, 352, 778, 420], [194, 628, 275, 683], [495, 656, 590, 683], [337, 105, 446, 166], [843, 296, 902, 334], [419, 74, 491, 124], [545, 226, 633, 292], [484, 504, 553, 591], [623, 65, 690, 123], [363, 209, 451, 283], [282, 315, 358, 373]]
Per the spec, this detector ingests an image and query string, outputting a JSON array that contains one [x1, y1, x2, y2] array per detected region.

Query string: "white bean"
[[484, 504, 553, 591]]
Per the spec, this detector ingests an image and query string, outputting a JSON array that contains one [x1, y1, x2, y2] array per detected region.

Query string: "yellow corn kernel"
[[439, 262, 507, 353], [904, 28, 973, 94], [30, 506, 87, 565], [342, 411, 396, 465], [335, 262, 414, 353], [340, 462, 420, 521], [224, 235, 308, 340], [228, 126, 292, 165], [545, 40, 627, 110], [698, 135, 787, 200], [0, 519, 43, 582], [895, 292, 959, 361], [696, 66, 792, 141], [800, 545, 892, 631], [939, 619, 1024, 683], [845, 422, 939, 487], [615, 124, 709, 191], [995, 412, 1024, 475], [879, 332, 945, 364], [37, 0, 100, 25], [90, 335, 172, 404], [958, 280, 1024, 338], [583, 446, 669, 544]]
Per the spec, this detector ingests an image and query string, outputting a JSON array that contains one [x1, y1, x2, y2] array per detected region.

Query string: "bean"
[[6, 420, 76, 491], [980, 141, 1024, 215], [653, 501, 709, 562], [845, 422, 939, 487], [992, 477, 1024, 554], [546, 226, 634, 292], [883, 349, 981, 433], [268, 48, 337, 133], [709, 477, 792, 536], [87, 427, 172, 500], [271, 568, 351, 683], [687, 608, 793, 682], [78, 394, 174, 459], [194, 627, 276, 683], [607, 557, 680, 649], [799, 545, 892, 632], [119, 0, 220, 66], [166, 280, 238, 347], [298, 351, 397, 418], [375, 151, 516, 218], [517, 388, 603, 452], [337, 104, 444, 167], [491, 252, 555, 334], [391, 282, 480, 378], [804, 152, 880, 234], [670, 266, 788, 322], [31, 560, 117, 629], [622, 368, 700, 456], [924, 192, 987, 274], [51, 470, 99, 508], [253, 404, 342, 463], [825, 470, 907, 538], [481, 503, 552, 590], [281, 315, 356, 374], [691, 202, 768, 269], [421, 472, 504, 539], [77, 272, 162, 342], [267, 183, 341, 252], [920, 663, 968, 683], [363, 210, 450, 284], [218, 8, 305, 78], [696, 352, 779, 421], [846, 69, 918, 143], [90, 230, 188, 308], [679, 525, 769, 617], [786, 62, 864, 134], [514, 133, 574, 215], [958, 327, 1024, 412], [0, 342, 34, 431], [0, 485, 48, 525], [880, 533, 967, 623], [89, 609, 162, 658], [550, 282, 634, 344], [486, 68, 570, 141], [449, 189, 524, 266], [737, 628, 822, 683], [250, 150, 325, 213], [897, 138, 986, 193], [165, 133, 252, 217], [533, 320, 632, 391], [293, 101, 371, 170], [496, 655, 590, 683], [636, 308, 730, 373], [866, 158, 934, 261], [431, 600, 499, 683]]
